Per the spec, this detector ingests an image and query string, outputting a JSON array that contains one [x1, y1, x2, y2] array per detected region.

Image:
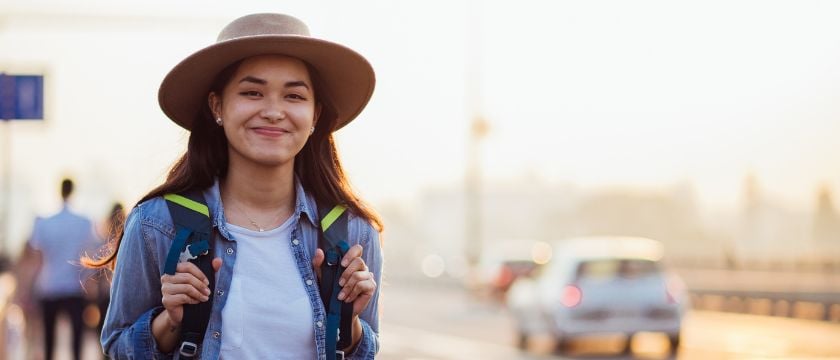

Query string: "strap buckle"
[[335, 350, 345, 360], [179, 341, 198, 357]]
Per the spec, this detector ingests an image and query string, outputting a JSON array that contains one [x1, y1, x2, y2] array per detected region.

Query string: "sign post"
[[0, 73, 44, 255]]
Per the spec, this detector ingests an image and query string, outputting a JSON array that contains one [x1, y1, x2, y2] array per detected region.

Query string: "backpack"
[[162, 190, 352, 360]]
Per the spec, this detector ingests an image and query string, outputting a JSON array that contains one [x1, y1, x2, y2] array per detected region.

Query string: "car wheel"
[[621, 333, 634, 355], [669, 333, 681, 354], [516, 330, 528, 350], [554, 337, 570, 354]]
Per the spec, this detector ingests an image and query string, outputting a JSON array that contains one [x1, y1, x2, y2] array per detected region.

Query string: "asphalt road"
[[377, 279, 840, 360]]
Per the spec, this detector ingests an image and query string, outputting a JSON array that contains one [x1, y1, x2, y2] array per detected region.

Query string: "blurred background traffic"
[[1, 0, 840, 359]]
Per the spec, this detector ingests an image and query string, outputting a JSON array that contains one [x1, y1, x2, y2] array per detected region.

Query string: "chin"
[[230, 146, 298, 168], [253, 154, 295, 166], [254, 156, 293, 167]]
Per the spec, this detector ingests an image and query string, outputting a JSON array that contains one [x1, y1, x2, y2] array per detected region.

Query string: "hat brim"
[[158, 35, 375, 131]]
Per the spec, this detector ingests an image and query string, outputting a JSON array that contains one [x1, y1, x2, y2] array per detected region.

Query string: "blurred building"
[[812, 185, 840, 264], [384, 177, 729, 282], [735, 175, 811, 268], [575, 183, 714, 265], [382, 173, 840, 282]]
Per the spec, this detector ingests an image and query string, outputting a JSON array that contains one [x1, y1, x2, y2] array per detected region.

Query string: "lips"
[[251, 126, 289, 137]]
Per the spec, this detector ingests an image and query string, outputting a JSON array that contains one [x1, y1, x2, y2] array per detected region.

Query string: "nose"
[[260, 98, 286, 122]]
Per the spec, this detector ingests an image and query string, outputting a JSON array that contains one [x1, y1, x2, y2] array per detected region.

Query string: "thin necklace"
[[231, 202, 287, 232]]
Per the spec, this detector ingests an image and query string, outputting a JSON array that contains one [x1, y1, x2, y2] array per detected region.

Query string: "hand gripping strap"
[[318, 205, 354, 358], [164, 191, 214, 360]]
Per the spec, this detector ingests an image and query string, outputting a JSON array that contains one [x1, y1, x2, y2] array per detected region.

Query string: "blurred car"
[[491, 259, 540, 301], [473, 239, 541, 300], [506, 236, 686, 354]]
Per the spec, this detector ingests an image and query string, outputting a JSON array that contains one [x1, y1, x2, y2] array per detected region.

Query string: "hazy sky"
[[2, 0, 840, 252]]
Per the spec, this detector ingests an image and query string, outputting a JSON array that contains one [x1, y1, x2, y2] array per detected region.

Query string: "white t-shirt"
[[220, 217, 316, 359]]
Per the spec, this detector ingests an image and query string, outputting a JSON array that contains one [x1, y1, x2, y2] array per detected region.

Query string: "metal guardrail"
[[689, 289, 840, 322]]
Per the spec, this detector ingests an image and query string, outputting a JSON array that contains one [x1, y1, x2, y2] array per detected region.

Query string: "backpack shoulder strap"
[[318, 204, 353, 360], [163, 190, 214, 360]]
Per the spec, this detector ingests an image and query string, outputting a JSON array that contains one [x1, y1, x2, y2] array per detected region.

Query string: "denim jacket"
[[101, 179, 382, 359]]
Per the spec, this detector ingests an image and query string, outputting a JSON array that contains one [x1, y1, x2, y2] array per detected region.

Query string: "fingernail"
[[339, 279, 345, 286], [341, 260, 348, 267], [203, 288, 211, 295], [202, 295, 209, 302], [337, 292, 345, 300]]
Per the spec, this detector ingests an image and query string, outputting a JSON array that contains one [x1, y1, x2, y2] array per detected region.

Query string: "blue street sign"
[[0, 73, 44, 120]]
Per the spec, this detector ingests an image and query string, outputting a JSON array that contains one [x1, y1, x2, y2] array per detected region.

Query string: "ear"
[[208, 92, 222, 119]]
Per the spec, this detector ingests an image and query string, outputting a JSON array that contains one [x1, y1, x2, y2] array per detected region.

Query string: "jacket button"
[[217, 290, 224, 296], [226, 248, 234, 255], [292, 239, 300, 245], [212, 331, 221, 339], [316, 321, 323, 328], [306, 279, 313, 286]]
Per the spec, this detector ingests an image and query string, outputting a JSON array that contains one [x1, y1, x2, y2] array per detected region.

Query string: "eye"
[[286, 93, 308, 101], [239, 90, 262, 97]]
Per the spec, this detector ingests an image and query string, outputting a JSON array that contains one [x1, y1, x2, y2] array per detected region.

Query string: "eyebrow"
[[238, 76, 310, 90]]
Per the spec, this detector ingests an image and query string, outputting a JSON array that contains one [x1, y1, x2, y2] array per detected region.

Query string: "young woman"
[[90, 13, 383, 359]]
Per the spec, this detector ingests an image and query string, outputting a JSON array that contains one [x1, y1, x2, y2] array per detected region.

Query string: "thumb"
[[312, 249, 324, 281], [212, 257, 223, 272]]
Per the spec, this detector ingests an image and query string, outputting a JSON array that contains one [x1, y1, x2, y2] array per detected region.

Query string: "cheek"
[[292, 104, 316, 125], [222, 126, 240, 147], [222, 101, 254, 120]]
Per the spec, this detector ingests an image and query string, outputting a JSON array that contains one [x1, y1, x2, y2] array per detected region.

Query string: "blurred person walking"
[[26, 178, 98, 360], [86, 13, 383, 359], [12, 239, 45, 359]]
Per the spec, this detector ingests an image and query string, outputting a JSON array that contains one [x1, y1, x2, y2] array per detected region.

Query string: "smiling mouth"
[[251, 127, 289, 137]]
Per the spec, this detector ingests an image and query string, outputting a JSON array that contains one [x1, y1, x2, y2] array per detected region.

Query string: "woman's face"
[[210, 55, 319, 168]]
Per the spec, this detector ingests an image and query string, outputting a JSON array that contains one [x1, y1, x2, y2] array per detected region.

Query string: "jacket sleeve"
[[346, 225, 383, 360], [101, 205, 173, 359]]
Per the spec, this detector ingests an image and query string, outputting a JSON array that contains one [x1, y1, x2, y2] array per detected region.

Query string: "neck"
[[221, 157, 296, 230]]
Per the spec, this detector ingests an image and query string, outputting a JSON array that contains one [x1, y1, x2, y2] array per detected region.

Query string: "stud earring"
[[310, 126, 315, 135], [215, 117, 223, 126]]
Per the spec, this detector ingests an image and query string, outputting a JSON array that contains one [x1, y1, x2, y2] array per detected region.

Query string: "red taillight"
[[561, 285, 582, 307], [665, 276, 683, 304], [666, 289, 677, 304]]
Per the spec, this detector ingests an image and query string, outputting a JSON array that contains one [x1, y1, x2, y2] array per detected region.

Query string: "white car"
[[506, 236, 686, 354]]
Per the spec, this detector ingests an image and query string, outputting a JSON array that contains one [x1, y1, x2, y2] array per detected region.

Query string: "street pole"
[[0, 119, 9, 256], [465, 117, 487, 270], [464, 0, 487, 285]]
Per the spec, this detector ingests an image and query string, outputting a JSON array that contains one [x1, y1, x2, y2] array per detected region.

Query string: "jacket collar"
[[204, 176, 319, 240]]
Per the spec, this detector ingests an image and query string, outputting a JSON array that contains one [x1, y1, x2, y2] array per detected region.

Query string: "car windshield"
[[575, 259, 660, 281]]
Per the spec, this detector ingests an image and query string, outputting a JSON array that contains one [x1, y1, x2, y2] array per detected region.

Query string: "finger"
[[162, 283, 210, 302], [312, 248, 324, 281], [352, 292, 374, 316], [166, 273, 210, 294], [345, 277, 376, 303], [163, 293, 199, 307], [338, 271, 374, 302], [176, 262, 209, 286], [162, 282, 210, 302], [212, 257, 223, 272], [340, 268, 370, 295], [339, 258, 368, 287], [340, 245, 363, 267]]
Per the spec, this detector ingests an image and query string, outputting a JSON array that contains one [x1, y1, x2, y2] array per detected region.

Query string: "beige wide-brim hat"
[[158, 13, 375, 131]]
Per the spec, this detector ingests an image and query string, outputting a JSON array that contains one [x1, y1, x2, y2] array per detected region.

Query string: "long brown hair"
[[85, 59, 383, 269]]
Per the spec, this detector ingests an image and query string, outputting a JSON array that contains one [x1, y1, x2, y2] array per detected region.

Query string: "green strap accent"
[[320, 205, 346, 231], [164, 194, 210, 217]]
